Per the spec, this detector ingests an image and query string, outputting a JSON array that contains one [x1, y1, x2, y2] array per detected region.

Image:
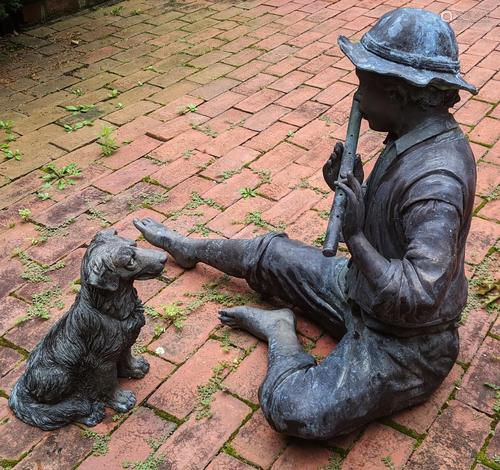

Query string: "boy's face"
[[355, 69, 400, 134]]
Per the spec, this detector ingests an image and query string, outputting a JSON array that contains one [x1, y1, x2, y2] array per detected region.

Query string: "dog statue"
[[9, 229, 167, 430]]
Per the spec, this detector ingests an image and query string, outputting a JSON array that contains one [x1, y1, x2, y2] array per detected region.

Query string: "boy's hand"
[[335, 172, 365, 241], [323, 142, 364, 191]]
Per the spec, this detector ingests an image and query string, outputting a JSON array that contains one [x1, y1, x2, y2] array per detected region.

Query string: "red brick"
[[80, 46, 122, 64], [201, 169, 262, 207], [148, 80, 200, 106], [188, 50, 233, 69], [236, 89, 285, 113], [13, 424, 94, 470], [259, 163, 313, 201], [147, 96, 205, 122], [0, 407, 46, 460], [457, 336, 500, 415], [265, 57, 308, 77], [106, 101, 162, 127], [104, 135, 163, 170], [469, 117, 500, 145], [224, 342, 268, 404], [202, 146, 260, 180], [190, 78, 240, 101], [459, 53, 483, 73], [256, 33, 293, 51], [208, 196, 274, 237], [250, 141, 306, 173], [286, 208, 329, 244], [150, 130, 212, 162], [224, 48, 264, 67], [200, 127, 257, 157], [246, 121, 298, 152], [0, 296, 29, 335], [151, 151, 213, 188], [0, 220, 43, 264], [271, 441, 334, 470], [392, 364, 463, 434], [0, 345, 23, 376], [476, 161, 500, 199], [146, 114, 209, 142], [280, 100, 329, 127], [196, 91, 247, 118], [244, 104, 290, 131], [458, 308, 494, 363], [479, 197, 500, 221], [465, 66, 497, 89], [148, 303, 222, 363], [292, 118, 340, 149], [148, 340, 241, 418], [342, 422, 415, 470], [112, 209, 165, 242], [233, 73, 279, 96], [206, 452, 255, 470], [153, 177, 216, 213], [311, 334, 337, 361], [157, 391, 251, 468], [78, 407, 176, 470], [275, 85, 321, 108], [232, 409, 288, 468], [406, 400, 490, 470], [263, 188, 323, 225], [477, 79, 500, 103], [189, 63, 237, 85], [268, 70, 313, 93], [467, 38, 499, 57], [466, 216, 500, 263]]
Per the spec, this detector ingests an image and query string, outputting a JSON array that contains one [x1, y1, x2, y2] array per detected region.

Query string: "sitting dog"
[[9, 229, 167, 430]]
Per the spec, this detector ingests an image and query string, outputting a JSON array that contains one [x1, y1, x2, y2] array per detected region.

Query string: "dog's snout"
[[159, 252, 167, 264]]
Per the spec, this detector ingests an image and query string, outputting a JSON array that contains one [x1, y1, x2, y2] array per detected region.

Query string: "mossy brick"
[[101, 135, 163, 170], [196, 91, 247, 118], [105, 100, 162, 127], [77, 407, 176, 470], [94, 158, 161, 194], [250, 141, 305, 173], [207, 195, 274, 238], [406, 400, 490, 470], [224, 342, 268, 404], [146, 113, 209, 141], [149, 130, 212, 162], [151, 151, 214, 188], [479, 197, 500, 222], [392, 364, 463, 435], [271, 441, 334, 470], [232, 408, 288, 468], [201, 168, 260, 206], [259, 45, 299, 63], [280, 100, 329, 127], [235, 89, 284, 113], [157, 391, 251, 469], [206, 453, 255, 470], [111, 208, 165, 242], [0, 192, 53, 234], [457, 336, 500, 415], [112, 56, 160, 76], [465, 216, 500, 263], [188, 78, 240, 101], [0, 407, 46, 461], [342, 422, 415, 470], [25, 213, 102, 265], [245, 121, 297, 152], [201, 145, 260, 180], [263, 187, 323, 225], [0, 221, 40, 263], [32, 186, 106, 227], [50, 118, 108, 152], [147, 340, 242, 418], [149, 302, 222, 363], [258, 163, 312, 201]]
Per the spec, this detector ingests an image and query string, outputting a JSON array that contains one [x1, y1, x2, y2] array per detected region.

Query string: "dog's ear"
[[91, 229, 118, 245], [86, 254, 120, 291]]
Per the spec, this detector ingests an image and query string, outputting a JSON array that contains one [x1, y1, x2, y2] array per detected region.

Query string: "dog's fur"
[[9, 229, 167, 430]]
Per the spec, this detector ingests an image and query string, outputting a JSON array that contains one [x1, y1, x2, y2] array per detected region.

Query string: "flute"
[[322, 98, 363, 257]]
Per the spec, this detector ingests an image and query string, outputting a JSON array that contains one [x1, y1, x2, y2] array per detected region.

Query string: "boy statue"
[[135, 8, 477, 439]]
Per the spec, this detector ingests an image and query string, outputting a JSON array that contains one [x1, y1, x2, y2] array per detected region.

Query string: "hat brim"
[[338, 36, 478, 95]]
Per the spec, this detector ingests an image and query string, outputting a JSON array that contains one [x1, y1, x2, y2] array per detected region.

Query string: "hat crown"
[[361, 8, 460, 74]]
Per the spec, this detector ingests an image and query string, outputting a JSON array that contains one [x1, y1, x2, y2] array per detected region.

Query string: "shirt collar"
[[394, 114, 459, 155]]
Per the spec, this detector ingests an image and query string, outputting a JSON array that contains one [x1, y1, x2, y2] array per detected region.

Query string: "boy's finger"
[[347, 172, 363, 200], [335, 182, 357, 205]]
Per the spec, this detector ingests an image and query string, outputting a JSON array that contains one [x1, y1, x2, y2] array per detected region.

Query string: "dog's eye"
[[128, 258, 135, 267]]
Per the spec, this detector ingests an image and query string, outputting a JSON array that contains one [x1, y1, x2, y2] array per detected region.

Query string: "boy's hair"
[[372, 73, 461, 110]]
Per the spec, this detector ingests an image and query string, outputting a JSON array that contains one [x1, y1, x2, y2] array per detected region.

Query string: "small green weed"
[[255, 170, 272, 184], [107, 89, 119, 99], [28, 216, 76, 245], [381, 456, 397, 469], [182, 149, 195, 159], [178, 104, 198, 114], [195, 362, 230, 419], [63, 120, 94, 133], [127, 193, 168, 211], [238, 187, 257, 199], [111, 5, 123, 15], [319, 115, 335, 126], [132, 8, 142, 14], [18, 208, 31, 221], [16, 286, 64, 323], [143, 65, 157, 72], [83, 429, 111, 456], [293, 178, 329, 197], [0, 120, 14, 130], [97, 124, 119, 156], [12, 249, 65, 283], [86, 199, 109, 227], [37, 192, 53, 200], [313, 231, 326, 248], [226, 117, 246, 130], [221, 331, 234, 351], [287, 130, 295, 137], [191, 121, 218, 137], [41, 163, 82, 190], [318, 454, 343, 470], [485, 382, 500, 412], [216, 169, 241, 182], [66, 104, 94, 115], [71, 87, 83, 96], [4, 149, 22, 160]]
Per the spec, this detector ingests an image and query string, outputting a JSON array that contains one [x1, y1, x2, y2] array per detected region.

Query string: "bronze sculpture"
[[9, 229, 167, 431], [135, 7, 477, 439]]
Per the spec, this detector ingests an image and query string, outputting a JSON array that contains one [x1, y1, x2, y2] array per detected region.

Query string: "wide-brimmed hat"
[[338, 8, 477, 95]]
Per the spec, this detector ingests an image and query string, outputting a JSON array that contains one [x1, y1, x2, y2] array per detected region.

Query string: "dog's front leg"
[[117, 347, 150, 379], [99, 363, 137, 413]]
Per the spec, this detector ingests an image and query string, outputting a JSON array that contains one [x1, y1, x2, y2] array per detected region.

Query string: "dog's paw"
[[76, 402, 106, 427], [106, 389, 136, 413], [119, 357, 150, 379]]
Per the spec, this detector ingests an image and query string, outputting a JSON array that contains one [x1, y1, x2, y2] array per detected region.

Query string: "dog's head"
[[83, 229, 167, 291]]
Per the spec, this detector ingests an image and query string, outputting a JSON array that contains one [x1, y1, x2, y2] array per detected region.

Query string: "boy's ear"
[[86, 254, 119, 291]]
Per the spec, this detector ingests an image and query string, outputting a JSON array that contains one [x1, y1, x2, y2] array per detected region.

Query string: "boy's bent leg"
[[134, 218, 349, 335]]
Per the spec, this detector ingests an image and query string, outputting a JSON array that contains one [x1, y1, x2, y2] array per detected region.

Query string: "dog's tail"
[[8, 374, 101, 431]]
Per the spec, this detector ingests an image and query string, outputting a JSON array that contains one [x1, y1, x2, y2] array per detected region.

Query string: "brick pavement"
[[0, 0, 500, 468]]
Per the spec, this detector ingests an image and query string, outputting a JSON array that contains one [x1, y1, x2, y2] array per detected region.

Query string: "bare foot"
[[219, 307, 296, 341], [133, 218, 198, 269]]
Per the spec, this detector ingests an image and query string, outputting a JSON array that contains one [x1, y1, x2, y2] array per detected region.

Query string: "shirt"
[[345, 114, 476, 335]]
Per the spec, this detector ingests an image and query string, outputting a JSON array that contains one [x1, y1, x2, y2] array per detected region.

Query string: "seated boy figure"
[[135, 8, 477, 439]]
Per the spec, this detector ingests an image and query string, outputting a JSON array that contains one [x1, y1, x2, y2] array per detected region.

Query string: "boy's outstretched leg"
[[133, 217, 254, 277]]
